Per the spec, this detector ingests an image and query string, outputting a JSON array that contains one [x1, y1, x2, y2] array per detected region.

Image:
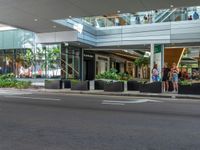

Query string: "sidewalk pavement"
[[4, 88, 199, 100]]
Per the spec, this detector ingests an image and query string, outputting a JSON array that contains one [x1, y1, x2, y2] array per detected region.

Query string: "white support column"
[[161, 44, 165, 77], [150, 43, 154, 83]]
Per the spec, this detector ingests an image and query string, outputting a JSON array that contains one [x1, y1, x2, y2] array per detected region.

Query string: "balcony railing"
[[81, 6, 200, 28]]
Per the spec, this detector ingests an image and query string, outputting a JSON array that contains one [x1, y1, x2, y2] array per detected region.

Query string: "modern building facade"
[[0, 3, 199, 83]]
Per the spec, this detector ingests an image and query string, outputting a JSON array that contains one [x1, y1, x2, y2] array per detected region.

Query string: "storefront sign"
[[154, 44, 162, 54], [84, 54, 94, 58]]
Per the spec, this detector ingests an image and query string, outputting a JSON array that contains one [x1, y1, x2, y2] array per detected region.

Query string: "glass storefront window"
[[15, 49, 34, 78], [0, 43, 61, 79], [35, 45, 46, 78], [46, 44, 61, 78], [0, 51, 4, 74], [66, 47, 81, 79], [5, 50, 14, 74], [36, 44, 61, 79]]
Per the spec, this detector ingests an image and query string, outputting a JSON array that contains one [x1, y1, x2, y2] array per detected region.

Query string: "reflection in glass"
[[66, 47, 81, 79]]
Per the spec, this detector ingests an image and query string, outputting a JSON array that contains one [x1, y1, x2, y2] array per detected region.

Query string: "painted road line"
[[4, 96, 61, 101], [0, 91, 32, 95], [102, 99, 161, 105], [102, 102, 125, 105]]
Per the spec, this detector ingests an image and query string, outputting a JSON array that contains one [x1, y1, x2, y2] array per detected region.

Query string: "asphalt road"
[[0, 92, 200, 150]]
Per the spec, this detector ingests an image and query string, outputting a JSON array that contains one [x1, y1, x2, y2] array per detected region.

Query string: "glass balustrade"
[[80, 6, 200, 28]]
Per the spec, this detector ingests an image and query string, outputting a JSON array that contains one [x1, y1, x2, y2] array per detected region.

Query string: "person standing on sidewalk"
[[152, 64, 159, 82], [162, 63, 170, 92], [171, 62, 179, 93]]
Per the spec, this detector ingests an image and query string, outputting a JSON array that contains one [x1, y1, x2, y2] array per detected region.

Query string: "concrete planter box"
[[178, 83, 200, 95], [45, 80, 62, 89], [104, 82, 124, 92], [127, 80, 140, 91], [139, 82, 162, 93], [62, 79, 71, 89], [71, 81, 90, 91], [94, 80, 105, 90]]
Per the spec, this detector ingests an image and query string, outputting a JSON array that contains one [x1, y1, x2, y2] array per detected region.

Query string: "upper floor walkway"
[[40, 18, 200, 47]]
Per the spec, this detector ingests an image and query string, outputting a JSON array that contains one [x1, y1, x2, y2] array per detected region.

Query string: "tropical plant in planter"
[[45, 79, 62, 89], [95, 69, 130, 91], [71, 80, 89, 91], [96, 68, 119, 80], [139, 81, 162, 93], [178, 80, 200, 95], [104, 80, 125, 92], [96, 68, 131, 81]]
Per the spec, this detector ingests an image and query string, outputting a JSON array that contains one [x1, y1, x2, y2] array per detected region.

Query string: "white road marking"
[[102, 102, 125, 105], [102, 99, 161, 105], [0, 91, 32, 95], [4, 96, 61, 101]]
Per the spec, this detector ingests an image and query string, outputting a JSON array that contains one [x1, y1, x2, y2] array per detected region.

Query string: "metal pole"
[[82, 49, 84, 81]]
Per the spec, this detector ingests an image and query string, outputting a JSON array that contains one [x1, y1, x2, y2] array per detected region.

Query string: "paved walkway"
[[1, 88, 199, 100]]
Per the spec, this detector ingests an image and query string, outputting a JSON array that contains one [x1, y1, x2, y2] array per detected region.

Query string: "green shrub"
[[15, 81, 32, 89], [0, 74, 31, 89], [70, 80, 80, 86], [179, 80, 192, 86], [96, 69, 131, 81], [0, 73, 15, 80]]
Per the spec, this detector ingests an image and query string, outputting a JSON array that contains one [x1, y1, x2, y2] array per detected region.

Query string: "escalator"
[[155, 8, 177, 23]]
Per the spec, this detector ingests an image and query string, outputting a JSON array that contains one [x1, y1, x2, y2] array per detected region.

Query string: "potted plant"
[[139, 81, 162, 93], [94, 80, 106, 90], [95, 69, 129, 91], [127, 80, 141, 91], [104, 80, 124, 92], [71, 80, 90, 91], [178, 80, 200, 95], [45, 79, 62, 89], [95, 68, 119, 90], [62, 79, 71, 89]]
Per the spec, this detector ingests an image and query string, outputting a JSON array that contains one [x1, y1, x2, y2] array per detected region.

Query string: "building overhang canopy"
[[0, 0, 199, 33]]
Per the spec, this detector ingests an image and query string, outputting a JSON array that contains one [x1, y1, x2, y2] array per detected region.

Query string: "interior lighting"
[[144, 51, 151, 57], [170, 4, 174, 8], [0, 26, 16, 31], [34, 19, 38, 22]]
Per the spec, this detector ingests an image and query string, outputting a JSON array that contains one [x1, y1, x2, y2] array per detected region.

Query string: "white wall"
[[36, 31, 78, 44]]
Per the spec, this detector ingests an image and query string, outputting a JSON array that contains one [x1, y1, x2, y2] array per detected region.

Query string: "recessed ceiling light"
[[117, 10, 121, 14], [69, 16, 72, 18], [170, 4, 174, 8], [34, 19, 38, 22]]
